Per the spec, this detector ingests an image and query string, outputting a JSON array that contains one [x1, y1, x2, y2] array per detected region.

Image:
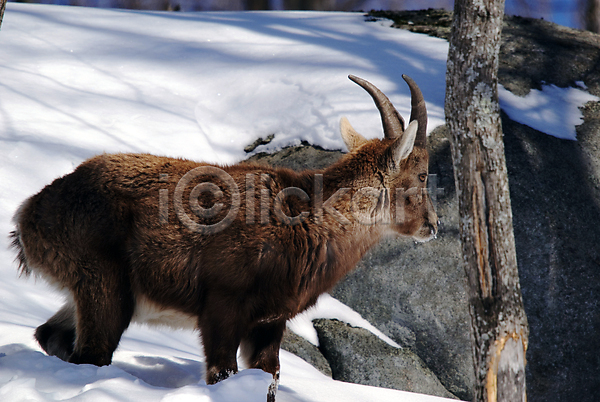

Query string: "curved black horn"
[[348, 75, 405, 140], [402, 74, 427, 148]]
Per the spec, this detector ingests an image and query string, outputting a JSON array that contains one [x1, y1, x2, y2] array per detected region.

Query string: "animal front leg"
[[240, 321, 286, 402], [201, 329, 240, 384]]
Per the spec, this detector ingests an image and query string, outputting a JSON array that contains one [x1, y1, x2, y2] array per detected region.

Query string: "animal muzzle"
[[415, 199, 439, 242], [414, 219, 438, 243]]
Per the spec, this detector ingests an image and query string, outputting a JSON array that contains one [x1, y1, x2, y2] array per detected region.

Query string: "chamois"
[[10, 75, 438, 402]]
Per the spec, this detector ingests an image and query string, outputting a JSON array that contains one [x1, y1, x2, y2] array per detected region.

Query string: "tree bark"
[[0, 0, 7, 31], [445, 1, 529, 401], [584, 0, 600, 33]]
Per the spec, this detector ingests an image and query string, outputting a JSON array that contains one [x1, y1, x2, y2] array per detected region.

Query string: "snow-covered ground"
[[0, 3, 597, 401]]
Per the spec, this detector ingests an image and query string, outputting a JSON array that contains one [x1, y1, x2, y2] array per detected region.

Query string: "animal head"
[[339, 74, 438, 242]]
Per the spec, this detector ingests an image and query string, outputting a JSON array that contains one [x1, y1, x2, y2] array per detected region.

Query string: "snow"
[[499, 84, 600, 140], [1, 3, 451, 168], [0, 3, 597, 402], [288, 294, 401, 348]]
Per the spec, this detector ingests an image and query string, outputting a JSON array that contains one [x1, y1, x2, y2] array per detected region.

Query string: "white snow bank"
[[288, 294, 401, 347], [499, 84, 600, 140], [0, 321, 456, 402], [0, 3, 449, 169]]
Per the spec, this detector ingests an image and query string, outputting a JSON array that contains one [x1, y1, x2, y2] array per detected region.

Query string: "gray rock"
[[247, 143, 342, 172], [313, 319, 457, 399], [367, 9, 453, 40], [244, 134, 275, 153], [499, 16, 600, 97], [502, 114, 600, 402], [280, 330, 332, 377]]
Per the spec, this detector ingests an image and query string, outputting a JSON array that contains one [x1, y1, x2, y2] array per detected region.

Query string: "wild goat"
[[10, 75, 438, 402]]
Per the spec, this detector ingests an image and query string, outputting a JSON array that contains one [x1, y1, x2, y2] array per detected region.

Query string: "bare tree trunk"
[[245, 0, 270, 10], [584, 0, 600, 33], [445, 1, 529, 401], [282, 0, 335, 10], [0, 0, 6, 31]]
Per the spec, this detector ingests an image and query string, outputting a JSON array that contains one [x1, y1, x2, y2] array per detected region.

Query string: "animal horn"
[[402, 74, 427, 148], [348, 75, 405, 140]]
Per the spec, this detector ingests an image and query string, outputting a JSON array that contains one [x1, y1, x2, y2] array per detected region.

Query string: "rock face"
[[499, 16, 600, 97], [502, 115, 600, 402], [249, 11, 600, 402], [280, 330, 332, 378], [249, 142, 341, 171], [313, 319, 457, 399]]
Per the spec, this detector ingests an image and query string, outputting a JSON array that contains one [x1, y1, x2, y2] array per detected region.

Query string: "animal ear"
[[340, 117, 368, 152], [391, 120, 418, 163]]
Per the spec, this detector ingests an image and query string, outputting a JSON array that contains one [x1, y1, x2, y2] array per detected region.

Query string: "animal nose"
[[430, 225, 437, 239], [425, 221, 438, 239], [429, 219, 440, 239]]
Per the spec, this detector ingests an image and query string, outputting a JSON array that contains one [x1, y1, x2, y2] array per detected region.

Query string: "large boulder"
[[502, 114, 600, 402], [313, 319, 457, 399]]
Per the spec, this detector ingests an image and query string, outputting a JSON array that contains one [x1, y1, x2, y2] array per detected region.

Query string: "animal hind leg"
[[35, 302, 76, 361], [240, 321, 286, 402], [68, 260, 135, 367]]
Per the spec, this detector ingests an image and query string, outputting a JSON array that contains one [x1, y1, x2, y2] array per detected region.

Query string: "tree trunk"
[[245, 0, 270, 10], [445, 1, 529, 401], [1, 0, 7, 31], [584, 0, 600, 33]]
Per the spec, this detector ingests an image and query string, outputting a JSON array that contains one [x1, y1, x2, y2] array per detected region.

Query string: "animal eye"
[[419, 174, 427, 183]]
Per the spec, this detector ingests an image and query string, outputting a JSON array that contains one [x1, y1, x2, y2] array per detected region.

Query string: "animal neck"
[[329, 222, 387, 272], [293, 158, 391, 300], [293, 213, 387, 313]]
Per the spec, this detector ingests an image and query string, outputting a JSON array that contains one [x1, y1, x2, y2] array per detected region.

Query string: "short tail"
[[9, 229, 31, 277]]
